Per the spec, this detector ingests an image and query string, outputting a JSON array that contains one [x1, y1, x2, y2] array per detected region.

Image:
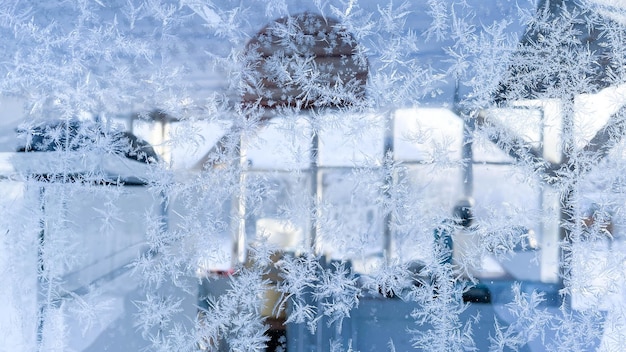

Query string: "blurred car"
[[16, 119, 159, 164]]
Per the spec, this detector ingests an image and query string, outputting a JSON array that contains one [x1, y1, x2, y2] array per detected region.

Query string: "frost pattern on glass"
[[1, 0, 626, 351]]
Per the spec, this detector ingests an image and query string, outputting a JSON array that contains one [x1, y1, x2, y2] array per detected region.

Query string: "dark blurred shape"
[[16, 120, 158, 164], [453, 198, 474, 228], [463, 284, 492, 304]]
